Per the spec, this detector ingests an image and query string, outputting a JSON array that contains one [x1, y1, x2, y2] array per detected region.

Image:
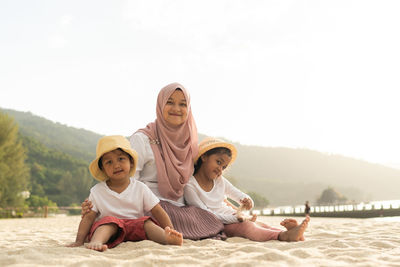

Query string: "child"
[[67, 135, 183, 251], [184, 137, 310, 242]]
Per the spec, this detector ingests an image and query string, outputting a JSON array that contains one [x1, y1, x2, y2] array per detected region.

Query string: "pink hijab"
[[138, 83, 198, 201]]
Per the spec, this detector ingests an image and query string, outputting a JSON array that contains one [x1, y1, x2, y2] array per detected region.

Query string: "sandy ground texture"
[[1, 215, 400, 267]]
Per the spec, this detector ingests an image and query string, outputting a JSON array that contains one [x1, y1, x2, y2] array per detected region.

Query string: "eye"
[[216, 160, 221, 165], [166, 100, 174, 105], [104, 160, 112, 165], [120, 156, 129, 162], [179, 102, 187, 107]]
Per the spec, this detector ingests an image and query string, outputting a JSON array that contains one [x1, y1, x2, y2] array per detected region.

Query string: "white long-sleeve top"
[[129, 131, 185, 207], [184, 175, 254, 224]]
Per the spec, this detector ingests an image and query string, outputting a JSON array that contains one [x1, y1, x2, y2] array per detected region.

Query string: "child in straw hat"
[[67, 135, 182, 251], [184, 137, 310, 242]]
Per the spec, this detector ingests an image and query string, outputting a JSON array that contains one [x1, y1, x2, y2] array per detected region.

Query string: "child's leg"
[[255, 221, 281, 231], [143, 220, 183, 246], [224, 221, 281, 241], [86, 223, 118, 251], [254, 218, 300, 233]]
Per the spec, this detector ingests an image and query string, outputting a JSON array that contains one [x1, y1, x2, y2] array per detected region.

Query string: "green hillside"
[[1, 108, 100, 163], [2, 107, 400, 206], [22, 135, 95, 206], [226, 144, 400, 205]]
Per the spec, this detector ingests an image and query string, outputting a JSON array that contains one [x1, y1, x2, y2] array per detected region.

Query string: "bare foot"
[[280, 218, 298, 230], [278, 216, 310, 242], [281, 218, 304, 241], [85, 242, 108, 252], [165, 227, 183, 246]]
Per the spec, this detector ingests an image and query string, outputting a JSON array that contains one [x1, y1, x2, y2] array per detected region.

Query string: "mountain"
[[225, 145, 400, 205], [2, 107, 400, 206], [1, 108, 100, 163]]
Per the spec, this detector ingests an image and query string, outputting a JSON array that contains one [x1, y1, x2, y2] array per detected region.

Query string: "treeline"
[[1, 108, 99, 163], [22, 135, 95, 206], [0, 112, 95, 208]]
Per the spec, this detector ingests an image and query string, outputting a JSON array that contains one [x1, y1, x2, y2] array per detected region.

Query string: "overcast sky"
[[1, 0, 400, 166]]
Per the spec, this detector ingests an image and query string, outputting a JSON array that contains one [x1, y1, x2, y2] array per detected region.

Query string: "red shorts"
[[88, 216, 157, 248]]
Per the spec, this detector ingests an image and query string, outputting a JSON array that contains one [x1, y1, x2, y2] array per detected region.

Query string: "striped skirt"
[[159, 200, 225, 240]]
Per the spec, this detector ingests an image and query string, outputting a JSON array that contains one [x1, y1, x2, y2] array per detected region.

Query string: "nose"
[[113, 161, 121, 169], [171, 103, 181, 112]]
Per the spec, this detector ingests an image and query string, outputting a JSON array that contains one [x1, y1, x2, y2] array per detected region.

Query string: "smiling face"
[[162, 89, 188, 127], [100, 149, 133, 181], [200, 152, 232, 180]]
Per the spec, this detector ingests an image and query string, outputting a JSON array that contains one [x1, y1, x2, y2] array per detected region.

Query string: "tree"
[[20, 135, 95, 206], [0, 112, 29, 207], [316, 186, 347, 205]]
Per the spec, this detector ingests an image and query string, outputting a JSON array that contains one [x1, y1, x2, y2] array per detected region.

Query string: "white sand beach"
[[1, 215, 399, 267]]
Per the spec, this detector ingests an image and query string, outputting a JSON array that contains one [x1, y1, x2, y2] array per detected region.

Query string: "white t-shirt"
[[184, 175, 253, 224], [130, 131, 185, 207], [89, 178, 159, 221]]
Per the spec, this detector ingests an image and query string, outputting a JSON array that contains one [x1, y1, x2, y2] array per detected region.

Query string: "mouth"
[[113, 170, 124, 175], [169, 113, 182, 117]]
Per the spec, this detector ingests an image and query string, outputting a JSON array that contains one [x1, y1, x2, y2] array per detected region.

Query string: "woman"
[[82, 83, 224, 240]]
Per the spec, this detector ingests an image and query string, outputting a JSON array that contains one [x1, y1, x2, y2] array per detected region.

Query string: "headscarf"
[[137, 82, 198, 201]]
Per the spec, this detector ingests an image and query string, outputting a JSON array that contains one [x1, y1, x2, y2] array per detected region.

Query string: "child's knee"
[[97, 223, 118, 234], [143, 219, 156, 229]]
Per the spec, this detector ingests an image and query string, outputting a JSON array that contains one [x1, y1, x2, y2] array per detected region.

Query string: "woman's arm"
[[150, 203, 173, 229], [66, 211, 97, 247]]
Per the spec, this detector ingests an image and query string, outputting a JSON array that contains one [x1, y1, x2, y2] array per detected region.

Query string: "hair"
[[193, 147, 232, 175], [98, 148, 134, 170]]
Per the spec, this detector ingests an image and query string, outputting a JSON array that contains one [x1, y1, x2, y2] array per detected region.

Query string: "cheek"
[[162, 106, 169, 117]]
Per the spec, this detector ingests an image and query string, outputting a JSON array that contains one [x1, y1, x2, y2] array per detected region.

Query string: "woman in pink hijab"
[[82, 83, 224, 240]]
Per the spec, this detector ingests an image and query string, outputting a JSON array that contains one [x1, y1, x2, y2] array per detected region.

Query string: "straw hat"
[[89, 135, 138, 182], [195, 137, 237, 165]]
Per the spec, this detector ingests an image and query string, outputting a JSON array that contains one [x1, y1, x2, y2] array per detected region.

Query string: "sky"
[[1, 0, 400, 167]]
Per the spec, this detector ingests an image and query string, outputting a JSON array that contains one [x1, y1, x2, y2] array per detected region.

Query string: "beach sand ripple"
[[1, 215, 400, 266]]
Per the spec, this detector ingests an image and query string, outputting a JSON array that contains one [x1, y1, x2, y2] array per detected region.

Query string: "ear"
[[200, 154, 208, 162]]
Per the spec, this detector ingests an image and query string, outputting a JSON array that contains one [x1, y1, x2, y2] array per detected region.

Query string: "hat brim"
[[195, 141, 237, 166], [89, 148, 138, 182]]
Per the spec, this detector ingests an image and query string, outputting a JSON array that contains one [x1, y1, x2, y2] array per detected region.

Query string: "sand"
[[1, 215, 399, 267]]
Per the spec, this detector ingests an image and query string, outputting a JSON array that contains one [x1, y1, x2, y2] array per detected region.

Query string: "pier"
[[253, 201, 400, 218]]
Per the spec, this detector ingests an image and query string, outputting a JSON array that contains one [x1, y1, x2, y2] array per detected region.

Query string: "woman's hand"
[[81, 199, 93, 217], [240, 198, 253, 210]]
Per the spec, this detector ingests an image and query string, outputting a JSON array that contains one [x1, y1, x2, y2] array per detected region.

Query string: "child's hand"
[[66, 241, 83, 247], [240, 198, 253, 210]]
